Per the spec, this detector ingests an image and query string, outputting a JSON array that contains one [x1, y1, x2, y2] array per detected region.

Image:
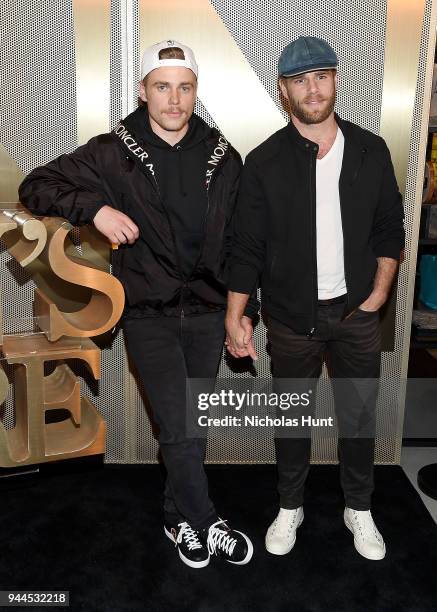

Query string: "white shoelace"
[[176, 522, 202, 551], [349, 510, 382, 543], [207, 519, 237, 556], [272, 509, 300, 535]]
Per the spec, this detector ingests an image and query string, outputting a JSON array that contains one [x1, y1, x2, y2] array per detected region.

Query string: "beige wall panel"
[[72, 0, 111, 143], [139, 0, 286, 157]]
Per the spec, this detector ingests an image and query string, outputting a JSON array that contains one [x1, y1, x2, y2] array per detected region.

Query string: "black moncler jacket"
[[229, 115, 405, 335], [19, 108, 257, 318]]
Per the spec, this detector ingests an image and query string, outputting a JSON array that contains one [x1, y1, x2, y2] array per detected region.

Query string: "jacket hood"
[[112, 103, 233, 196], [122, 103, 212, 150]]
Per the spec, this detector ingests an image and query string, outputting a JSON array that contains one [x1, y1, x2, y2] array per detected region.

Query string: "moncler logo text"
[[113, 123, 155, 176], [206, 135, 229, 186]]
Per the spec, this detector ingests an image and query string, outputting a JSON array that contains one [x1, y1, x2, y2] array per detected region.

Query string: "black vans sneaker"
[[164, 521, 210, 568], [205, 519, 253, 565]]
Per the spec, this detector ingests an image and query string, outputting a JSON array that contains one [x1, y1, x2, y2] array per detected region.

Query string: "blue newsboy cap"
[[278, 36, 338, 77]]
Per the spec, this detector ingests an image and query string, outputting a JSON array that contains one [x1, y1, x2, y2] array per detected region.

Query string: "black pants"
[[268, 301, 381, 511], [123, 311, 225, 530]]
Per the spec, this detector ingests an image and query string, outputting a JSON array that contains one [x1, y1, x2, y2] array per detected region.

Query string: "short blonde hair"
[[142, 46, 186, 85]]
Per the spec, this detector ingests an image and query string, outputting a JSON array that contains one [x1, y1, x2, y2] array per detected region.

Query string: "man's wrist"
[[361, 289, 387, 310], [225, 314, 243, 326], [371, 289, 388, 304]]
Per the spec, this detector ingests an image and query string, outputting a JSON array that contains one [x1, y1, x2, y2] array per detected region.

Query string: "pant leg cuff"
[[344, 502, 372, 511], [164, 512, 184, 528], [192, 513, 219, 531], [279, 499, 304, 510]]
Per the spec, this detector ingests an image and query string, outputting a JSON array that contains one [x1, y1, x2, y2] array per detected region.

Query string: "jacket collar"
[[336, 115, 368, 188], [111, 120, 157, 180], [283, 112, 367, 186], [111, 107, 231, 189]]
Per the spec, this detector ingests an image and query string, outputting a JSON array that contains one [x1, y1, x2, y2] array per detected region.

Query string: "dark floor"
[[0, 461, 436, 612]]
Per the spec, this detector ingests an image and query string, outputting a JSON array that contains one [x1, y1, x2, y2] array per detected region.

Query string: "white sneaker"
[[265, 507, 304, 555], [344, 508, 386, 560]]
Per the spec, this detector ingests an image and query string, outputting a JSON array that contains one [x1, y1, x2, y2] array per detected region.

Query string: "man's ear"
[[278, 77, 288, 100], [139, 79, 147, 103]]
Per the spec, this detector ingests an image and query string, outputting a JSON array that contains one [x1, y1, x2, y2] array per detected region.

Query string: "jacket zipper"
[[308, 144, 318, 338], [112, 131, 188, 317], [151, 148, 226, 318], [149, 173, 187, 318], [113, 129, 229, 318], [178, 151, 227, 317], [270, 254, 277, 279], [339, 147, 367, 320], [189, 150, 229, 278], [338, 177, 349, 320]]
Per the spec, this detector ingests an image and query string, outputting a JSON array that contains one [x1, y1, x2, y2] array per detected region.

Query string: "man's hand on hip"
[[93, 205, 139, 245], [358, 257, 398, 312], [358, 290, 387, 312]]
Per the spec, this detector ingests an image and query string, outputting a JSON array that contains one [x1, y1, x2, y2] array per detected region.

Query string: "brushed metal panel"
[[139, 0, 285, 158], [72, 0, 111, 143]]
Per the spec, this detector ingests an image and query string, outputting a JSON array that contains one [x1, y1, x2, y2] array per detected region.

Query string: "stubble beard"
[[289, 90, 336, 125], [158, 112, 189, 133]]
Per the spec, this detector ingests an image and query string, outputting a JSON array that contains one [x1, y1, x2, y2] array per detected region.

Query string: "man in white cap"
[[226, 36, 404, 561], [19, 40, 254, 568]]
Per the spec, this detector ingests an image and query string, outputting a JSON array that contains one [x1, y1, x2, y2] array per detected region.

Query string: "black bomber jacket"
[[19, 107, 259, 319], [229, 115, 405, 335]]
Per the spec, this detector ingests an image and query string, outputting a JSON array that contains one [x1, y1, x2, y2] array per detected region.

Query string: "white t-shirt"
[[316, 128, 347, 299]]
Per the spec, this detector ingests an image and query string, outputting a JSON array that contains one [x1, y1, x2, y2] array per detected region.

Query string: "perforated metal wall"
[[0, 0, 434, 466], [209, 0, 386, 133], [0, 0, 78, 172], [0, 0, 77, 432], [0, 0, 128, 461]]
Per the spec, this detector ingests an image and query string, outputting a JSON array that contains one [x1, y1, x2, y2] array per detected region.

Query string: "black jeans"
[[268, 301, 381, 511], [123, 311, 225, 530]]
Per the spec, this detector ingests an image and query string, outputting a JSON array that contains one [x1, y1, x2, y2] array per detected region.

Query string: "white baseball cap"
[[141, 40, 198, 80]]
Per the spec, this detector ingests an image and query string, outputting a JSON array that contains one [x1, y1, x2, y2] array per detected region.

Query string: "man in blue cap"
[[225, 36, 404, 560]]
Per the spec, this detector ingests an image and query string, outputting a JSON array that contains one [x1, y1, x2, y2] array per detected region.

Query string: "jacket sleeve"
[[370, 142, 405, 260], [18, 137, 108, 226], [223, 151, 260, 320], [228, 154, 267, 296]]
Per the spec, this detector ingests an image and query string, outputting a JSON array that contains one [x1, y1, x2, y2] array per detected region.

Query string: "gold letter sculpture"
[[0, 206, 125, 468], [33, 217, 124, 342]]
